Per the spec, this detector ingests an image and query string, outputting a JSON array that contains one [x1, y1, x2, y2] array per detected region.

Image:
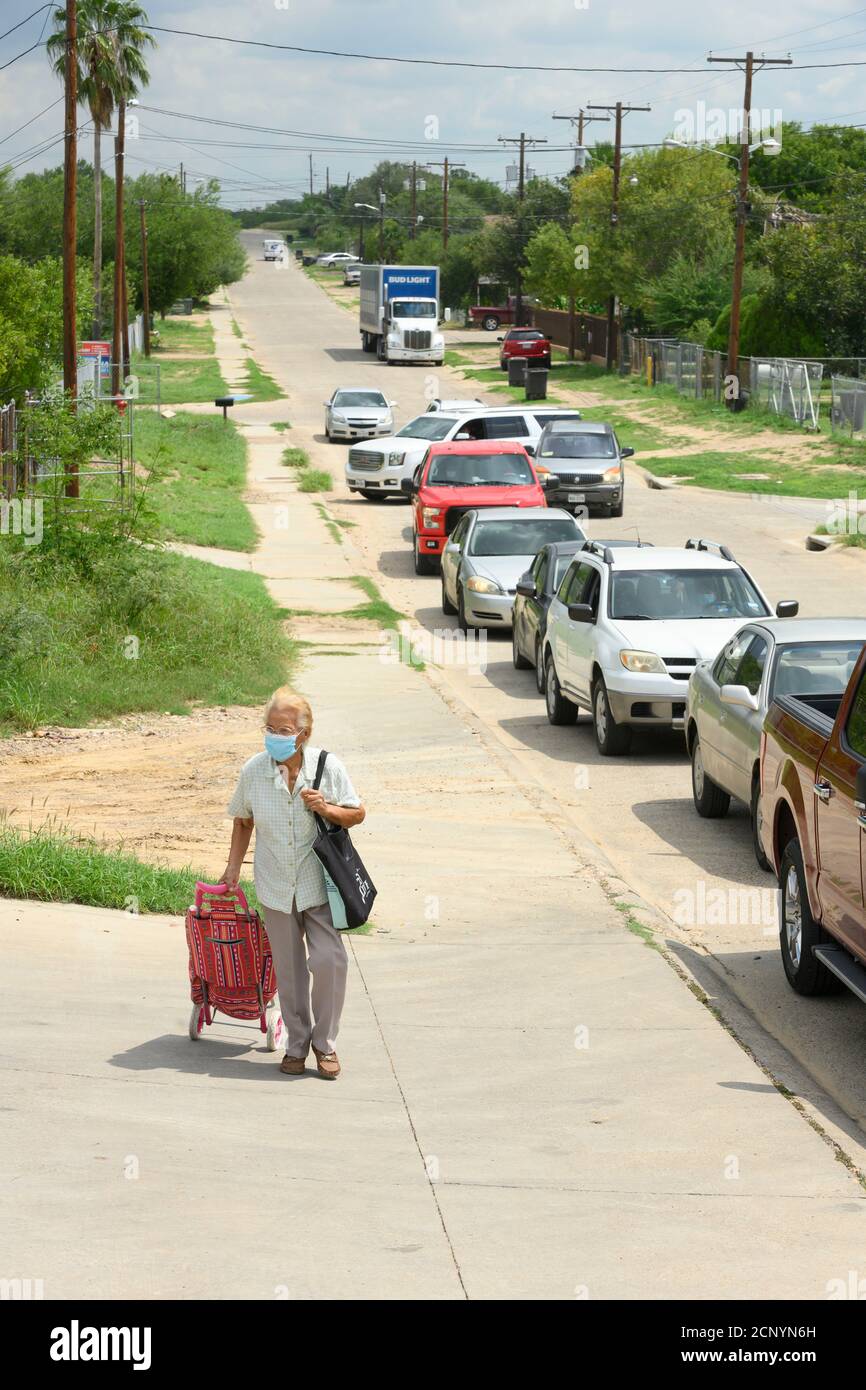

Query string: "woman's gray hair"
[[264, 687, 313, 732]]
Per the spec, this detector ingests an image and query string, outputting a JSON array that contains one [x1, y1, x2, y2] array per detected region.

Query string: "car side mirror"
[[620, 446, 635, 458], [776, 600, 799, 618], [855, 763, 866, 813], [390, 401, 398, 407], [516, 575, 536, 598], [455, 432, 472, 441], [720, 683, 760, 712], [400, 479, 414, 495], [444, 542, 460, 555], [524, 443, 536, 456], [568, 603, 595, 624], [496, 336, 505, 343]]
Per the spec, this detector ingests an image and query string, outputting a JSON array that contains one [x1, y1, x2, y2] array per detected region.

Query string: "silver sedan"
[[685, 617, 866, 867], [440, 507, 585, 632], [324, 388, 396, 442]]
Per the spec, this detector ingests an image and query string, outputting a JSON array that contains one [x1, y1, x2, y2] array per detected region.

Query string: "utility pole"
[[309, 153, 314, 197], [426, 157, 465, 250], [409, 162, 417, 241], [379, 188, 386, 260], [139, 199, 151, 358], [553, 109, 610, 174], [326, 166, 330, 200], [708, 51, 792, 405], [111, 94, 127, 399], [498, 133, 548, 326], [587, 102, 651, 369], [179, 161, 185, 195], [62, 0, 78, 494]]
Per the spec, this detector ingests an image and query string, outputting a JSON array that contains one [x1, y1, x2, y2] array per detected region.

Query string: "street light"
[[662, 136, 782, 168]]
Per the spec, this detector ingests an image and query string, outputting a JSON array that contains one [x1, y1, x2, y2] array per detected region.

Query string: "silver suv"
[[542, 539, 785, 756], [535, 420, 633, 517]]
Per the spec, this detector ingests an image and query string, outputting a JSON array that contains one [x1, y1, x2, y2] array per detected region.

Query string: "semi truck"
[[359, 264, 447, 365]]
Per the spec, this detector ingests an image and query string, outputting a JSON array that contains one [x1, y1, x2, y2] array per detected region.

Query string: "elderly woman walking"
[[221, 687, 365, 1080]]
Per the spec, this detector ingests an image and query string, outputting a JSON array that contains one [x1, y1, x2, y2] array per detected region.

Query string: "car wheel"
[[592, 679, 631, 756], [690, 736, 730, 817], [535, 638, 545, 695], [441, 575, 456, 616], [779, 837, 843, 996], [610, 496, 624, 518], [691, 737, 731, 816], [361, 489, 388, 502], [751, 776, 772, 871], [414, 533, 437, 575], [512, 622, 531, 670], [483, 315, 500, 332], [545, 655, 577, 726], [457, 585, 469, 633], [500, 360, 508, 372]]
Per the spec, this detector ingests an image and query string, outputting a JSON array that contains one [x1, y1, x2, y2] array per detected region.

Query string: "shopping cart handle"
[[195, 881, 250, 913]]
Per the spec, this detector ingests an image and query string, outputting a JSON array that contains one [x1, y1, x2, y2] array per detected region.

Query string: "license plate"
[[567, 492, 585, 503]]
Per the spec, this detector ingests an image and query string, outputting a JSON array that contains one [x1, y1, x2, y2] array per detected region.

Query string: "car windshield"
[[396, 416, 457, 441], [333, 391, 387, 408], [773, 642, 865, 698], [391, 301, 436, 318], [469, 518, 579, 556], [540, 433, 617, 459], [610, 569, 769, 620], [427, 453, 534, 487]]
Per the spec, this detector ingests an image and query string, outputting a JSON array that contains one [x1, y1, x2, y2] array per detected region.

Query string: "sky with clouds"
[[3, 0, 866, 207]]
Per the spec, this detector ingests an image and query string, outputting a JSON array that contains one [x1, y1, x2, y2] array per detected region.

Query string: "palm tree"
[[48, 1, 154, 338]]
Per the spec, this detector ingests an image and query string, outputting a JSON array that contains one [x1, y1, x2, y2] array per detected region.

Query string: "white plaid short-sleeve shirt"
[[227, 746, 361, 913]]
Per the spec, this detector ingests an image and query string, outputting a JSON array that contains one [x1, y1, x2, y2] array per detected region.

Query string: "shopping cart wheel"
[[266, 1008, 284, 1053], [189, 1003, 205, 1040]]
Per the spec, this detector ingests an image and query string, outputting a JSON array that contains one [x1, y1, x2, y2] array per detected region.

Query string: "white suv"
[[345, 406, 583, 499], [542, 539, 781, 755]]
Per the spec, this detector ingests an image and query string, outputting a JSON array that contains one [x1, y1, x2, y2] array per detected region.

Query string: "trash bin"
[[295, 249, 304, 262], [508, 357, 527, 387], [525, 367, 548, 401]]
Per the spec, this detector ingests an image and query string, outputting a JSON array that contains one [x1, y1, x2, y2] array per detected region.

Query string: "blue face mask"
[[265, 732, 298, 762]]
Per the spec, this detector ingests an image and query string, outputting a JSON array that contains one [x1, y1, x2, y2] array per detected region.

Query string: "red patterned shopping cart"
[[185, 882, 283, 1050]]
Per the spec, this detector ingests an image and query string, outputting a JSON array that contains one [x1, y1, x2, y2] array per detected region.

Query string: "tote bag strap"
[[312, 749, 329, 792]]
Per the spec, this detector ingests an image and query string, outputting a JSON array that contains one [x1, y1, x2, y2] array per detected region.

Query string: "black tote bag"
[[311, 750, 377, 930]]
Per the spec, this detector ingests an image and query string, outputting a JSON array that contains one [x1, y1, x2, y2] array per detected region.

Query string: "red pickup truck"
[[760, 644, 866, 999]]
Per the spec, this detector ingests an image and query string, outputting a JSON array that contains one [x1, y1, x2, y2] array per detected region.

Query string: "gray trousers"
[[262, 900, 348, 1057]]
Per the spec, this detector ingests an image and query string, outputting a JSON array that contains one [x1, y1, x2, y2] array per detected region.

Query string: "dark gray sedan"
[[512, 540, 586, 692]]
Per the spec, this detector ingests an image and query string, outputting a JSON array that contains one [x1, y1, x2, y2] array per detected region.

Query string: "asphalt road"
[[232, 233, 866, 1144]]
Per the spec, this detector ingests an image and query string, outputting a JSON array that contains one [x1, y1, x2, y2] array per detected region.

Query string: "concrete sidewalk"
[[3, 266, 866, 1300]]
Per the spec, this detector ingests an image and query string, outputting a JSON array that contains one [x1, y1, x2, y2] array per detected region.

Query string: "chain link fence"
[[831, 375, 866, 435], [624, 334, 825, 428]]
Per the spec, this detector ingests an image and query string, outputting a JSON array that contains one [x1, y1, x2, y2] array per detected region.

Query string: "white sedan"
[[316, 252, 360, 267], [325, 388, 396, 442]]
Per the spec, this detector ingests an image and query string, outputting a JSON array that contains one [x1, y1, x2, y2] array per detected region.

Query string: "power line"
[[0, 95, 63, 146], [0, 4, 51, 44], [138, 24, 866, 72]]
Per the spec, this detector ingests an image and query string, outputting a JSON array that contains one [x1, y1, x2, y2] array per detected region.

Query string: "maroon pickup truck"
[[761, 645, 866, 999]]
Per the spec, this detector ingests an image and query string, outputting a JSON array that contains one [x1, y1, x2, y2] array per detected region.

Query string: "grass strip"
[[0, 547, 294, 734], [135, 410, 257, 551]]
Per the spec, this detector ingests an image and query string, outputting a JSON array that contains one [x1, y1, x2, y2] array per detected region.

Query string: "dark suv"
[[535, 420, 634, 518]]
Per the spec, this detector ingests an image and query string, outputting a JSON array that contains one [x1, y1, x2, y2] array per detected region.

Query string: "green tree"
[[0, 254, 94, 403]]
